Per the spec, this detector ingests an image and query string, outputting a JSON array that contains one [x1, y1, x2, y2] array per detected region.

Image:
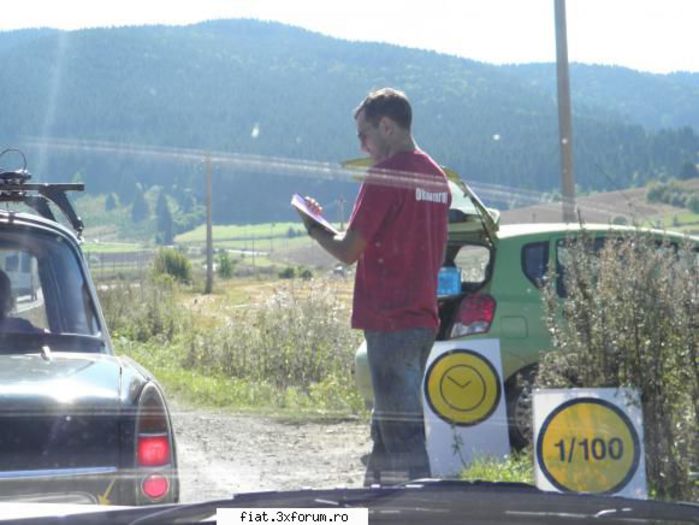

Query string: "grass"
[[83, 242, 144, 253], [212, 235, 315, 253], [175, 222, 307, 243], [659, 210, 699, 233], [460, 453, 534, 485], [101, 273, 364, 417]]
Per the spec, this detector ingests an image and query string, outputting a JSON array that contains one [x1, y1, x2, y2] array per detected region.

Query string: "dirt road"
[[171, 406, 372, 502]]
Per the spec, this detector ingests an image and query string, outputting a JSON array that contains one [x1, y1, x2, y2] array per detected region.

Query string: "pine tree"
[[105, 193, 117, 211], [131, 190, 149, 223], [156, 191, 174, 245]]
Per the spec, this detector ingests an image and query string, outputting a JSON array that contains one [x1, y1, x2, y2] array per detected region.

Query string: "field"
[[500, 178, 699, 234]]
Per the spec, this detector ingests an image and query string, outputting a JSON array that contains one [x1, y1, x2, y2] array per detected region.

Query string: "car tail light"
[[142, 474, 170, 500], [138, 435, 170, 467], [136, 385, 175, 501], [450, 293, 496, 338]]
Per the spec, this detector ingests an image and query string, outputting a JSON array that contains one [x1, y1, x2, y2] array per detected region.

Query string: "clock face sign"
[[424, 349, 501, 426]]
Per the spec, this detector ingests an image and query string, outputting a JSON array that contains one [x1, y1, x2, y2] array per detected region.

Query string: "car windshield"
[[0, 227, 101, 342], [1, 1, 698, 522]]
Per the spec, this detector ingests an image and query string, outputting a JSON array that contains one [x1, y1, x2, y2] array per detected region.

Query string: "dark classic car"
[[0, 153, 178, 505]]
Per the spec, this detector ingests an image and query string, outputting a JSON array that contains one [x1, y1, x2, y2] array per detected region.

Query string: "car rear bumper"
[[0, 466, 119, 504]]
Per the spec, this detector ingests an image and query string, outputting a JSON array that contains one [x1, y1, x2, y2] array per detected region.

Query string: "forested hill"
[[1, 20, 697, 223], [502, 63, 699, 131]]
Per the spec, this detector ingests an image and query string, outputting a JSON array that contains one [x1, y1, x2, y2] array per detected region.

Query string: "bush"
[[538, 230, 698, 501], [217, 251, 235, 279], [152, 247, 192, 284], [98, 275, 187, 342], [278, 266, 295, 279]]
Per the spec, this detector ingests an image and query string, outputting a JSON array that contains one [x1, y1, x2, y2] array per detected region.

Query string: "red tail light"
[[142, 474, 170, 500], [138, 434, 171, 467], [136, 385, 175, 501], [450, 293, 496, 338]]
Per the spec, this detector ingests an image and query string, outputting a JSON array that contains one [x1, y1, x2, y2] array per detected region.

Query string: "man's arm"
[[307, 223, 366, 265], [296, 196, 367, 265]]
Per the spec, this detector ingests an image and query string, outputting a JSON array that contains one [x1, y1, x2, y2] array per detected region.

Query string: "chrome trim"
[[0, 466, 118, 480]]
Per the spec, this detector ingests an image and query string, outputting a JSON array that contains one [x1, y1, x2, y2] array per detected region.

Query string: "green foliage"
[[679, 161, 699, 180], [183, 281, 362, 396], [279, 266, 295, 279], [688, 195, 699, 214], [131, 190, 150, 223], [104, 192, 117, 211], [460, 453, 533, 485], [152, 247, 192, 284], [155, 191, 174, 245], [106, 276, 364, 413], [217, 250, 235, 278], [646, 179, 699, 211], [98, 275, 186, 342], [538, 230, 699, 501]]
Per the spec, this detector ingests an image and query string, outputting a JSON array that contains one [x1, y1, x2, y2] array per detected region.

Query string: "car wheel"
[[506, 366, 537, 451]]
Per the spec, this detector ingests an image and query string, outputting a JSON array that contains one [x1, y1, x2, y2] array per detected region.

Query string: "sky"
[[1, 0, 698, 74]]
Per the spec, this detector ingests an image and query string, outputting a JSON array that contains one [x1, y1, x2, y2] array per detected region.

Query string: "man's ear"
[[379, 116, 394, 135]]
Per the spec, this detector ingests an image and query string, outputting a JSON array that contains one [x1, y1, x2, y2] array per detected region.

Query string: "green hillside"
[[1, 20, 697, 229]]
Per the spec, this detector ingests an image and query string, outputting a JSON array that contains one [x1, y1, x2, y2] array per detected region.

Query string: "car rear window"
[[0, 229, 101, 338]]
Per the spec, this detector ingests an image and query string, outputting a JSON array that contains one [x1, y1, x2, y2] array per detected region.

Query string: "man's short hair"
[[354, 88, 412, 129]]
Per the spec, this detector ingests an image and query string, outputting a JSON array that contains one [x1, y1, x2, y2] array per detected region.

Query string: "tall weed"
[[184, 280, 362, 394], [97, 274, 188, 342]]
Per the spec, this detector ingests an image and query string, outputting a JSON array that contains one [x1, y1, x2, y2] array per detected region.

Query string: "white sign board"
[[422, 339, 510, 477], [533, 388, 647, 499]]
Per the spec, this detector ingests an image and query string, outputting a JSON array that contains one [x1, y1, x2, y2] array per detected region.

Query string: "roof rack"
[[0, 148, 85, 235]]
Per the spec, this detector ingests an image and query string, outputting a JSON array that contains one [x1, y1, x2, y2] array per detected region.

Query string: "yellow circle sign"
[[424, 350, 501, 426], [536, 398, 640, 494]]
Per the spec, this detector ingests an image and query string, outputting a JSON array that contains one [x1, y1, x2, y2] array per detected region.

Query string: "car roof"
[[497, 222, 699, 243], [0, 209, 81, 244]]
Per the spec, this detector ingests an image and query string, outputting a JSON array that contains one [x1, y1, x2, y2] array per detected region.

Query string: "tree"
[[156, 191, 174, 245], [217, 250, 235, 278], [687, 194, 699, 214], [679, 161, 699, 180], [105, 193, 117, 211], [131, 190, 149, 223], [152, 248, 191, 284]]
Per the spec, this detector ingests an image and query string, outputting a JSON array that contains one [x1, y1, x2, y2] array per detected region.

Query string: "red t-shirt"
[[348, 150, 450, 331]]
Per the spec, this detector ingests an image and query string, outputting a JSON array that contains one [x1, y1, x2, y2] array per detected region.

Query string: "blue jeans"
[[364, 328, 435, 485]]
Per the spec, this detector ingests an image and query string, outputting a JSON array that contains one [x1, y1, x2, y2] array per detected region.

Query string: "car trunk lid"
[[0, 353, 122, 471]]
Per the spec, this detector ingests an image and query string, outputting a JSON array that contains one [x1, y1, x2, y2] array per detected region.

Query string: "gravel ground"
[[171, 406, 371, 502]]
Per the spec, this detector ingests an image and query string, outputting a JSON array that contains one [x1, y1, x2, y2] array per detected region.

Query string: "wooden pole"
[[555, 0, 576, 222], [205, 155, 213, 294]]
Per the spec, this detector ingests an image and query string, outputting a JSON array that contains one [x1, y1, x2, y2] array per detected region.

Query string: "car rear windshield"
[[0, 226, 101, 339]]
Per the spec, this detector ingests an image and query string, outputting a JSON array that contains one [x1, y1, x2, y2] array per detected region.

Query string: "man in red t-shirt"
[[299, 88, 450, 484]]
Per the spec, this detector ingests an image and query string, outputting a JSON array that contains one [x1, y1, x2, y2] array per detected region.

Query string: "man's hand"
[[295, 196, 323, 236], [303, 196, 322, 215]]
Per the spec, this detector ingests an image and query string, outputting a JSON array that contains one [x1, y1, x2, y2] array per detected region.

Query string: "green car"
[[353, 171, 699, 449]]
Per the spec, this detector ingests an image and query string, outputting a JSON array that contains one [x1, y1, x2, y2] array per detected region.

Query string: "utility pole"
[[204, 155, 213, 294], [554, 0, 576, 222]]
